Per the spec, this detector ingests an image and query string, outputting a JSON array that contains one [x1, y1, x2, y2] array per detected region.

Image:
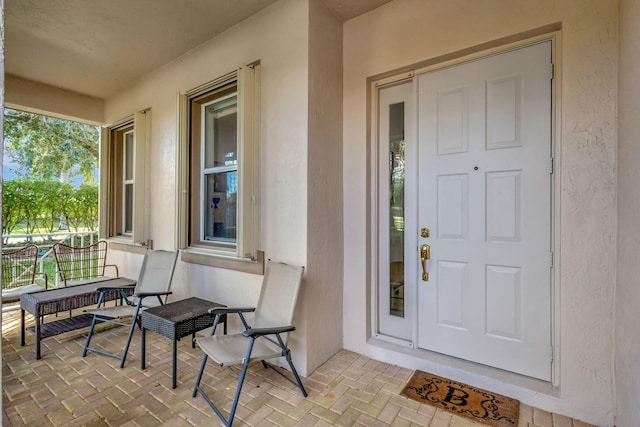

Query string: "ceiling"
[[5, 0, 391, 99]]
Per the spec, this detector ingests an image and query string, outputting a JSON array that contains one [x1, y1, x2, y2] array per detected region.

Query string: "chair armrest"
[[135, 291, 172, 298], [57, 271, 68, 287], [104, 263, 120, 278], [34, 272, 48, 289], [208, 307, 255, 315], [243, 325, 296, 337]]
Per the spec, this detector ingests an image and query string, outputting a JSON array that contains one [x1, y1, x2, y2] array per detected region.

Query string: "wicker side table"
[[141, 297, 227, 388]]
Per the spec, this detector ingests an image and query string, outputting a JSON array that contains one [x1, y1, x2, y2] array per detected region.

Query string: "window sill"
[[107, 239, 149, 255], [181, 249, 265, 275]]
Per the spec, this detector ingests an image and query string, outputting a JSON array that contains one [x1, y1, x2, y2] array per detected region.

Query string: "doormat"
[[400, 370, 519, 427]]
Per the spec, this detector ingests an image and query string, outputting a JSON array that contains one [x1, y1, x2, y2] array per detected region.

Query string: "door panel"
[[486, 265, 522, 340], [417, 41, 552, 381], [436, 260, 468, 329], [437, 174, 468, 239], [486, 74, 522, 149], [437, 87, 468, 154], [486, 170, 522, 242]]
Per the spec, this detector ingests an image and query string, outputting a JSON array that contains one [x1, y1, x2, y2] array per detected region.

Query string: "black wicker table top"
[[141, 297, 225, 340], [20, 277, 136, 316]]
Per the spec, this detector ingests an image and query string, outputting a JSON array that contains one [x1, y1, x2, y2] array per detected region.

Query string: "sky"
[[2, 148, 28, 180]]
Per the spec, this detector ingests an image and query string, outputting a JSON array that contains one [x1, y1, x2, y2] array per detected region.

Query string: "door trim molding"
[[368, 23, 561, 85]]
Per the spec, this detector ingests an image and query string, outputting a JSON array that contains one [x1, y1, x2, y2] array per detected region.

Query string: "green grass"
[[40, 258, 58, 286]]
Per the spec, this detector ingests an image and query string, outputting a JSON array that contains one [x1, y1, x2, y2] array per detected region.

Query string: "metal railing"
[[2, 231, 99, 286]]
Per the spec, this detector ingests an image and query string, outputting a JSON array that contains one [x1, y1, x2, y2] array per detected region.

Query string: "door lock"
[[420, 228, 430, 238], [420, 244, 430, 281]]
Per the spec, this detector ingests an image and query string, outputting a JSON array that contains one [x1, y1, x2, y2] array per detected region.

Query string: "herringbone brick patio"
[[1, 307, 594, 427]]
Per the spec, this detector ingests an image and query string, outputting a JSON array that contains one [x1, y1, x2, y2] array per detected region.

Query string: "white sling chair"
[[82, 249, 178, 368], [193, 261, 307, 427]]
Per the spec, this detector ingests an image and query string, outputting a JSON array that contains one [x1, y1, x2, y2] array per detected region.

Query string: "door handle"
[[420, 244, 430, 281]]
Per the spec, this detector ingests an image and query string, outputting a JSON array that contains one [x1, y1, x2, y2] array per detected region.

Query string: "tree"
[[15, 180, 46, 236], [63, 184, 98, 232], [1, 179, 99, 239], [2, 180, 22, 237], [39, 181, 74, 233], [75, 184, 99, 230], [4, 109, 99, 183]]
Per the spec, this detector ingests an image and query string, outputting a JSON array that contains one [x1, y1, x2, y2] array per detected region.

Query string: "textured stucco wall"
[[305, 0, 344, 373], [616, 0, 640, 425], [343, 0, 618, 425], [104, 0, 312, 374]]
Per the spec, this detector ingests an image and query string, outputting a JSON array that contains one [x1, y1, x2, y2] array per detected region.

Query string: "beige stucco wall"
[[103, 0, 314, 374], [343, 1, 618, 425], [616, 0, 640, 425], [5, 74, 104, 124]]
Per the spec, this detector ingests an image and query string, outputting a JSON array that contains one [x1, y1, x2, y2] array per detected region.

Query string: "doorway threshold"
[[367, 336, 559, 398]]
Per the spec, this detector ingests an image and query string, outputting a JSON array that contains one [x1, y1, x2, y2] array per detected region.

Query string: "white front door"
[[416, 42, 553, 380]]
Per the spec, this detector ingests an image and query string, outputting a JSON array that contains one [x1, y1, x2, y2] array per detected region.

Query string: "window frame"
[[189, 82, 239, 250], [176, 63, 262, 274], [99, 110, 150, 249], [123, 129, 135, 235]]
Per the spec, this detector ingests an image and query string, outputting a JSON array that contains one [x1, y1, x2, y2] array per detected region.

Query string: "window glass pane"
[[389, 102, 405, 317], [204, 171, 237, 242], [124, 132, 134, 181], [124, 183, 133, 234], [204, 95, 238, 170]]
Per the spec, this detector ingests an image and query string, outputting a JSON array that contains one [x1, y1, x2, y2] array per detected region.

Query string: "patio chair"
[[192, 261, 307, 427], [2, 244, 48, 305], [82, 249, 178, 368], [52, 240, 119, 287]]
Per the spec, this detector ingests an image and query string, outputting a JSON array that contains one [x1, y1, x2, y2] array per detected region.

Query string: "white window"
[[176, 64, 262, 273], [198, 90, 238, 246], [99, 110, 150, 247]]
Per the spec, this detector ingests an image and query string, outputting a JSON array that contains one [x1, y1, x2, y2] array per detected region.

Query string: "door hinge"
[[549, 157, 554, 174], [550, 63, 555, 80], [549, 346, 554, 363], [549, 251, 554, 269]]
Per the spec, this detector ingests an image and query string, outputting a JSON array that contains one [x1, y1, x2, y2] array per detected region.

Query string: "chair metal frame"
[[82, 249, 178, 368], [193, 261, 307, 427], [2, 244, 48, 304]]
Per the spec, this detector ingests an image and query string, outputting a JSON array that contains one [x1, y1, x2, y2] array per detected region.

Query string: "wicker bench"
[[53, 240, 119, 287]]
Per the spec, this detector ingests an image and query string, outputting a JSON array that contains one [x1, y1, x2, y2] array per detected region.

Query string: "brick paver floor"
[[1, 306, 596, 426]]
